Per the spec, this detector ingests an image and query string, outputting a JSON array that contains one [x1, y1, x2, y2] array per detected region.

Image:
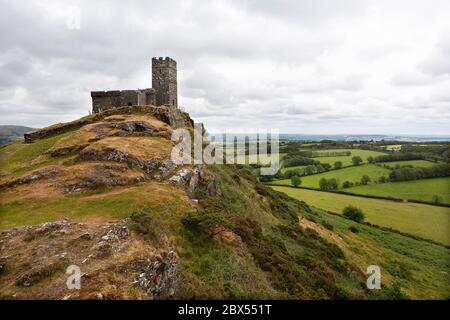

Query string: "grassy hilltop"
[[0, 107, 449, 299]]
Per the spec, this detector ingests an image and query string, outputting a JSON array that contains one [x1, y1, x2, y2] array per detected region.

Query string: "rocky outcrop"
[[132, 250, 179, 298], [154, 160, 178, 181], [25, 105, 192, 143], [60, 163, 146, 194], [0, 166, 61, 190], [168, 165, 205, 194], [0, 218, 179, 299]]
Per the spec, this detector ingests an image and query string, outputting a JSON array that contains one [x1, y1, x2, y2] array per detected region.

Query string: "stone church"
[[91, 57, 177, 114]]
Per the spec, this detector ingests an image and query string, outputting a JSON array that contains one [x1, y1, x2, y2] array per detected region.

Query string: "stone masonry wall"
[[91, 89, 155, 114]]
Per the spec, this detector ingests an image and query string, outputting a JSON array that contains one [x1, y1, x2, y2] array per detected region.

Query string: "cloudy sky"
[[1, 0, 449, 134]]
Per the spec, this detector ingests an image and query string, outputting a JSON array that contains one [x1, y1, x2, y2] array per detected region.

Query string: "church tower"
[[152, 57, 177, 107]]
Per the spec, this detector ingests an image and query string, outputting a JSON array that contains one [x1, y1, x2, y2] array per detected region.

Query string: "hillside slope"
[[0, 125, 36, 146], [0, 106, 448, 299]]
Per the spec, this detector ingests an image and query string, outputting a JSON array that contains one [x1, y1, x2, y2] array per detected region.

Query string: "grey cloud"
[[0, 0, 449, 134]]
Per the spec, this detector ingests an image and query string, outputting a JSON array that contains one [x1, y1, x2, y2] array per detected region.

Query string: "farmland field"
[[379, 160, 437, 168], [275, 164, 390, 188], [310, 149, 386, 166], [271, 186, 450, 245], [345, 177, 450, 204]]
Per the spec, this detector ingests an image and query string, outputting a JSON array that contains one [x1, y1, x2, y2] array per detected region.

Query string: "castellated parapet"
[[91, 57, 178, 114]]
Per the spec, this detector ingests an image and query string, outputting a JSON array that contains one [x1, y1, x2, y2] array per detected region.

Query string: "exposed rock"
[[94, 292, 104, 300], [132, 250, 179, 298], [111, 121, 156, 135], [187, 166, 202, 193], [80, 232, 95, 240], [207, 177, 217, 196], [77, 147, 160, 173], [154, 160, 177, 181], [25, 220, 71, 240], [61, 163, 146, 194], [0, 166, 61, 190], [15, 260, 66, 287], [169, 169, 193, 186]]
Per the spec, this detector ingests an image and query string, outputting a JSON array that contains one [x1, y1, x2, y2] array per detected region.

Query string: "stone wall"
[[91, 89, 155, 114]]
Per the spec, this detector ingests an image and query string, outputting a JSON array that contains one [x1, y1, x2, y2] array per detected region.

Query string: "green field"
[[280, 165, 307, 174], [271, 186, 450, 245], [305, 206, 450, 299], [345, 177, 450, 204], [379, 160, 437, 168], [310, 149, 386, 166], [276, 164, 390, 188]]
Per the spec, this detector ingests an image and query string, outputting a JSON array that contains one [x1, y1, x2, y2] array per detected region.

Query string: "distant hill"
[[0, 125, 36, 146]]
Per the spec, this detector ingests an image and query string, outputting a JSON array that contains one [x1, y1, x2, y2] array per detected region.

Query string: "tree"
[[342, 180, 353, 188], [367, 156, 374, 164], [305, 165, 315, 175], [328, 178, 339, 190], [334, 161, 343, 169], [352, 156, 363, 166], [378, 176, 388, 183], [360, 174, 371, 185], [342, 205, 365, 223], [284, 170, 297, 178], [291, 176, 301, 188], [319, 178, 329, 190]]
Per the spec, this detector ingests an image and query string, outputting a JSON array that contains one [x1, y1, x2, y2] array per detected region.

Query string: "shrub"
[[342, 180, 353, 188], [291, 176, 301, 188], [319, 178, 328, 190], [378, 176, 388, 183], [348, 226, 359, 233], [351, 156, 363, 166], [129, 208, 167, 243], [360, 174, 371, 185], [181, 210, 231, 237], [321, 221, 334, 231], [342, 205, 365, 223], [333, 161, 343, 169]]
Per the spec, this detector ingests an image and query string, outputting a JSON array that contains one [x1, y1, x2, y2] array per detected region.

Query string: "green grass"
[[379, 160, 437, 168], [305, 207, 450, 299], [345, 177, 450, 204], [276, 164, 391, 188], [311, 149, 386, 166], [271, 186, 450, 246], [281, 165, 307, 174], [234, 153, 285, 165], [0, 182, 191, 231], [0, 130, 75, 176]]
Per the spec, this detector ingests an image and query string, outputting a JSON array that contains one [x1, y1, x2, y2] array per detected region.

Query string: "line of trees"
[[388, 164, 450, 182], [372, 152, 424, 163], [311, 150, 351, 157], [319, 178, 339, 190], [283, 156, 320, 168]]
